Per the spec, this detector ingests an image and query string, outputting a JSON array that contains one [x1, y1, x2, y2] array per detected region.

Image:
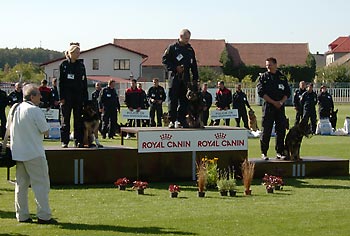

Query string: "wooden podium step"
[[252, 156, 349, 178]]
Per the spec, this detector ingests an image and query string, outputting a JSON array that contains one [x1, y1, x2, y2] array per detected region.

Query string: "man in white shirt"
[[8, 84, 57, 224]]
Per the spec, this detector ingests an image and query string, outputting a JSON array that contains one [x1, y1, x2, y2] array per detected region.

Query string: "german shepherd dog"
[[82, 101, 103, 148], [248, 109, 258, 131], [284, 121, 312, 161], [186, 88, 205, 128], [162, 112, 170, 127], [329, 109, 338, 130]]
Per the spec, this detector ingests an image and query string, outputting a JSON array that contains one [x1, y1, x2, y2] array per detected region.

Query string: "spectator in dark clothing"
[[318, 85, 334, 119], [293, 81, 306, 126], [232, 83, 251, 129], [257, 57, 291, 161], [91, 82, 102, 132], [214, 81, 232, 126], [8, 82, 23, 107], [125, 79, 142, 138], [300, 83, 317, 134], [59, 42, 88, 148], [50, 78, 60, 109], [0, 88, 9, 139], [39, 79, 51, 108], [99, 80, 120, 139], [147, 78, 166, 127], [137, 82, 150, 127], [201, 83, 212, 126]]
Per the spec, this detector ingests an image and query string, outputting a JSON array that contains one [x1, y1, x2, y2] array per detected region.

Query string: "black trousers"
[[235, 108, 249, 129], [260, 103, 287, 155], [0, 108, 6, 139], [168, 77, 188, 126], [60, 101, 83, 145], [101, 109, 117, 138], [295, 107, 303, 125], [202, 109, 210, 126], [214, 118, 230, 126], [150, 103, 163, 127], [302, 109, 317, 133]]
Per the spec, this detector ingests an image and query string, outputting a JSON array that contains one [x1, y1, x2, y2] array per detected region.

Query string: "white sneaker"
[[125, 134, 131, 139], [168, 122, 175, 128], [276, 153, 286, 159], [261, 154, 269, 160], [175, 121, 182, 128]]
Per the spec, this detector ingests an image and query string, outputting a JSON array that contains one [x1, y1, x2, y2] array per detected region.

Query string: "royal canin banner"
[[137, 129, 247, 153]]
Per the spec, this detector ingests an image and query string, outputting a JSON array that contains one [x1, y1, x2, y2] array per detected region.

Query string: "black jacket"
[[232, 90, 250, 110], [201, 91, 212, 108], [147, 86, 166, 105], [125, 87, 142, 109], [257, 70, 291, 102], [162, 41, 199, 86], [293, 88, 306, 110], [318, 91, 334, 115], [8, 90, 23, 106], [301, 91, 317, 111], [98, 87, 120, 111], [59, 59, 88, 103], [215, 87, 232, 109], [0, 89, 9, 109]]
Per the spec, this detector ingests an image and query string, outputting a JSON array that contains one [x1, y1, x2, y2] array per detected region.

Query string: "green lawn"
[[0, 104, 349, 235]]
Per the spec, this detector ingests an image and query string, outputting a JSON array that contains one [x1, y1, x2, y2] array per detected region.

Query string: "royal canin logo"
[[160, 133, 172, 140], [214, 132, 226, 139]]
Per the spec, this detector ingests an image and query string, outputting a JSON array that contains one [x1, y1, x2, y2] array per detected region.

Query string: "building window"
[[114, 59, 130, 70], [92, 59, 99, 70]]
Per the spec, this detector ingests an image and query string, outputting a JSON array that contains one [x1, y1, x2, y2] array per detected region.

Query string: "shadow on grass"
[[0, 210, 14, 219], [57, 222, 197, 235], [0, 233, 28, 236], [285, 177, 350, 190]]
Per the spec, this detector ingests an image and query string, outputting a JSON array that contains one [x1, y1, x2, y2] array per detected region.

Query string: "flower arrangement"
[[262, 174, 284, 192], [114, 177, 130, 190], [196, 158, 208, 196], [168, 184, 180, 198], [132, 180, 148, 190], [168, 184, 181, 193], [206, 157, 219, 189], [241, 159, 255, 195]]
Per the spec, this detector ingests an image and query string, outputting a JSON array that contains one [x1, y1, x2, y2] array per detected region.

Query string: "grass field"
[[0, 104, 349, 235]]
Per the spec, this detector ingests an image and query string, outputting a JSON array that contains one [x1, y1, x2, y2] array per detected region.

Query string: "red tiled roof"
[[40, 43, 147, 66], [327, 36, 350, 53], [87, 75, 129, 83], [228, 43, 309, 67], [114, 39, 226, 67]]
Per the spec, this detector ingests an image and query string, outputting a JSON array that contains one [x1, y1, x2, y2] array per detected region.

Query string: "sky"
[[1, 0, 349, 54]]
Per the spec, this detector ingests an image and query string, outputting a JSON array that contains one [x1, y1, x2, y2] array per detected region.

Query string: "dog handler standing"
[[59, 43, 88, 148], [257, 57, 291, 160], [9, 84, 56, 224], [162, 29, 199, 128]]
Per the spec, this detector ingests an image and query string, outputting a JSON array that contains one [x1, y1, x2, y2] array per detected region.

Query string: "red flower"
[[262, 174, 284, 189], [114, 177, 130, 187], [132, 180, 148, 190], [168, 184, 181, 193]]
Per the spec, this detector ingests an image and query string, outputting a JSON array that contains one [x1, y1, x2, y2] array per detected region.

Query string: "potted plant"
[[227, 167, 237, 197], [262, 174, 284, 193], [114, 177, 130, 190], [168, 184, 180, 198], [241, 159, 255, 195], [217, 169, 229, 196], [206, 157, 219, 189], [196, 158, 208, 197], [132, 180, 148, 194]]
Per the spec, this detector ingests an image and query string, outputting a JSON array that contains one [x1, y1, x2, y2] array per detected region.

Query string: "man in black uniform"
[[98, 80, 120, 139], [91, 82, 102, 132], [38, 79, 51, 108], [0, 88, 9, 139], [59, 43, 88, 148], [318, 85, 334, 119], [214, 81, 232, 126], [293, 81, 306, 126], [50, 78, 60, 109], [201, 83, 212, 126], [300, 83, 317, 134], [8, 82, 23, 107], [147, 78, 166, 127], [162, 29, 199, 128], [232, 83, 251, 129], [137, 83, 149, 127], [257, 57, 291, 160]]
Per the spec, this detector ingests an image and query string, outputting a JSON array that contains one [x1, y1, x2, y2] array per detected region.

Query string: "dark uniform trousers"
[[60, 99, 83, 145], [102, 108, 117, 138], [302, 108, 317, 134], [202, 109, 210, 126], [0, 108, 6, 139], [235, 108, 249, 129], [168, 75, 188, 126], [150, 103, 163, 127], [260, 103, 287, 155]]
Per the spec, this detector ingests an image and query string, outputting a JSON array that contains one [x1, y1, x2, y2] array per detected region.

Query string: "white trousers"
[[15, 157, 52, 221]]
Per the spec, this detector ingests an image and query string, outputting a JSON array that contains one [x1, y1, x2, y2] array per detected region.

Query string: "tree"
[[316, 64, 350, 83], [198, 66, 220, 83]]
